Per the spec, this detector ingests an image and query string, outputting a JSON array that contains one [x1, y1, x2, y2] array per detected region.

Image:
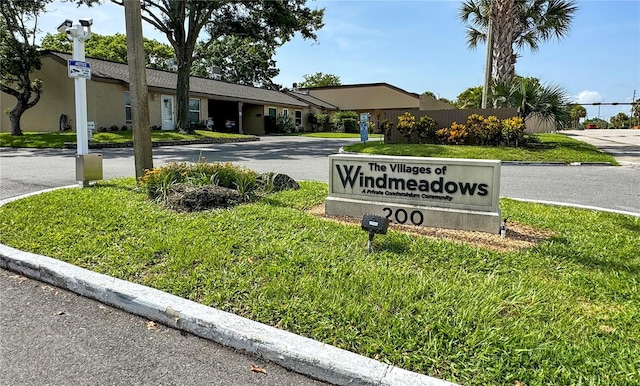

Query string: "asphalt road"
[[1, 134, 638, 386], [0, 268, 327, 386], [2, 135, 639, 212]]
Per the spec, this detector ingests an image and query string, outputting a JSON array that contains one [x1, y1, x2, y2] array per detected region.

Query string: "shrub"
[[343, 118, 358, 133], [308, 113, 329, 132], [483, 115, 503, 146], [396, 112, 416, 143], [276, 113, 295, 133], [381, 119, 393, 143], [415, 115, 438, 144], [502, 116, 526, 147], [139, 161, 257, 201], [437, 121, 468, 145], [330, 111, 358, 132], [465, 114, 484, 145]]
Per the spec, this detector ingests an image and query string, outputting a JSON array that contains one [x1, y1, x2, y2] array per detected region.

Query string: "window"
[[282, 108, 289, 117], [294, 110, 302, 126], [124, 91, 131, 123], [189, 98, 200, 123], [268, 107, 277, 117]]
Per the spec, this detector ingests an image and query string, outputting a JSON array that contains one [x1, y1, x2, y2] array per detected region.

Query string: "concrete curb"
[[0, 190, 457, 386]]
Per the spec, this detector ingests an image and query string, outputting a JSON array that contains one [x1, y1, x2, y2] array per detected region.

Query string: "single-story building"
[[296, 83, 455, 129], [2, 51, 463, 135], [0, 50, 319, 135]]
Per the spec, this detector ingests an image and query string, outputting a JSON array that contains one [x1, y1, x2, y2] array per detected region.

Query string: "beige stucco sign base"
[[326, 154, 502, 234]]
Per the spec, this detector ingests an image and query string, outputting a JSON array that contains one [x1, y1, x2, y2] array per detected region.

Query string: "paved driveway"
[[563, 129, 640, 165]]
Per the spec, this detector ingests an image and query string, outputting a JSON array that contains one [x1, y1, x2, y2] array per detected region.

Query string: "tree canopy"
[[0, 0, 51, 135], [191, 36, 281, 88], [40, 32, 175, 70], [298, 72, 341, 88], [90, 0, 325, 132], [455, 86, 483, 109]]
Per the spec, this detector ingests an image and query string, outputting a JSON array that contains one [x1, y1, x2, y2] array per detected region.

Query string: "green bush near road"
[[0, 178, 637, 385], [345, 133, 618, 164]]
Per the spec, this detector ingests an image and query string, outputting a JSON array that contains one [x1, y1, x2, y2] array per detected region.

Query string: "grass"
[[0, 178, 638, 385], [0, 130, 253, 148], [345, 133, 619, 164]]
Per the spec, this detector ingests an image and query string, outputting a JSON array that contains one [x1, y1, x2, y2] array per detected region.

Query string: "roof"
[[284, 91, 338, 110], [298, 82, 420, 98], [43, 50, 308, 108]]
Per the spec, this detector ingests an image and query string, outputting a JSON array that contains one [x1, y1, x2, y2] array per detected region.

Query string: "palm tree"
[[460, 0, 578, 84], [492, 77, 571, 129]]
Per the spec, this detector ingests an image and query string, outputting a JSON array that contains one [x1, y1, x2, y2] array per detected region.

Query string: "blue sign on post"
[[359, 113, 369, 143], [68, 60, 91, 79]]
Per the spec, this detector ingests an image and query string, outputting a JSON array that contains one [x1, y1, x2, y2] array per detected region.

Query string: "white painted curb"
[[0, 189, 457, 386]]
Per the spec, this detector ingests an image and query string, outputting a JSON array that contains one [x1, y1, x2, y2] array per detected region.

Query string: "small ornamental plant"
[[483, 115, 503, 146], [437, 121, 468, 145], [466, 114, 485, 145], [396, 112, 416, 143], [416, 115, 438, 144], [502, 116, 526, 146]]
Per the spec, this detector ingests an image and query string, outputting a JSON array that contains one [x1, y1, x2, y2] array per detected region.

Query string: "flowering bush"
[[396, 112, 417, 143]]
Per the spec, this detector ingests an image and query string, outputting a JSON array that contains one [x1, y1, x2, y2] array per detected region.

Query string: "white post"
[[72, 25, 89, 155]]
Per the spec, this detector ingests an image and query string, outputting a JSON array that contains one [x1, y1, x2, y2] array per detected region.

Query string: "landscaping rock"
[[166, 183, 244, 212], [259, 173, 299, 192]]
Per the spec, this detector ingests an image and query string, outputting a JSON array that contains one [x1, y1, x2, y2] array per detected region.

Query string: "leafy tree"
[[569, 104, 586, 129], [82, 0, 324, 133], [460, 0, 578, 84], [582, 118, 608, 129], [422, 91, 455, 106], [455, 86, 483, 109], [298, 72, 341, 88], [40, 32, 176, 71], [191, 36, 280, 88], [609, 112, 630, 129], [0, 0, 51, 136]]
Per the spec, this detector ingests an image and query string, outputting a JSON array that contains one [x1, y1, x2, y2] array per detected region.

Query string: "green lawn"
[[0, 130, 253, 148], [345, 133, 618, 164], [0, 179, 637, 385]]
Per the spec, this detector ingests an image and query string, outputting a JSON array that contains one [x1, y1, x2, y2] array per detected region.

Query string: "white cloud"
[[574, 90, 604, 104]]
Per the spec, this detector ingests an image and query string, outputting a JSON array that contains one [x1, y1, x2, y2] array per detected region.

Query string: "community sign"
[[326, 154, 501, 233]]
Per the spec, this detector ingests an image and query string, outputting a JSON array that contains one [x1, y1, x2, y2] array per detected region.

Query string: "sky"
[[37, 0, 640, 121]]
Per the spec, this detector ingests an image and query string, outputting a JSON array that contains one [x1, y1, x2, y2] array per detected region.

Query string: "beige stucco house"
[[296, 83, 455, 129], [0, 51, 314, 135]]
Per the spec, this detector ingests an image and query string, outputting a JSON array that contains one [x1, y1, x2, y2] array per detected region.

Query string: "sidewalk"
[[563, 129, 640, 165]]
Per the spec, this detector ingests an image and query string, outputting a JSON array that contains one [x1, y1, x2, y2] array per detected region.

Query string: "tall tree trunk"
[[175, 61, 192, 133], [124, 0, 154, 179], [491, 0, 516, 85], [8, 102, 26, 136]]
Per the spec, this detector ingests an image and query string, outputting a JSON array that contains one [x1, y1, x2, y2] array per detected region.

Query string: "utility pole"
[[124, 0, 153, 179], [481, 8, 494, 109]]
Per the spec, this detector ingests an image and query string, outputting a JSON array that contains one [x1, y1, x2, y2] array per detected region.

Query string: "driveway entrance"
[[564, 129, 640, 165]]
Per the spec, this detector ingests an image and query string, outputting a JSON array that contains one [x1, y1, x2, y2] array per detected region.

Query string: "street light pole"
[[59, 18, 102, 186], [69, 23, 91, 155]]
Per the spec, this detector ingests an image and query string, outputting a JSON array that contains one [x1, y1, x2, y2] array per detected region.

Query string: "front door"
[[161, 95, 175, 130]]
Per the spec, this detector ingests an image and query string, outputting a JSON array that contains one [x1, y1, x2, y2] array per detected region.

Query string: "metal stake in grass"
[[361, 214, 389, 253]]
